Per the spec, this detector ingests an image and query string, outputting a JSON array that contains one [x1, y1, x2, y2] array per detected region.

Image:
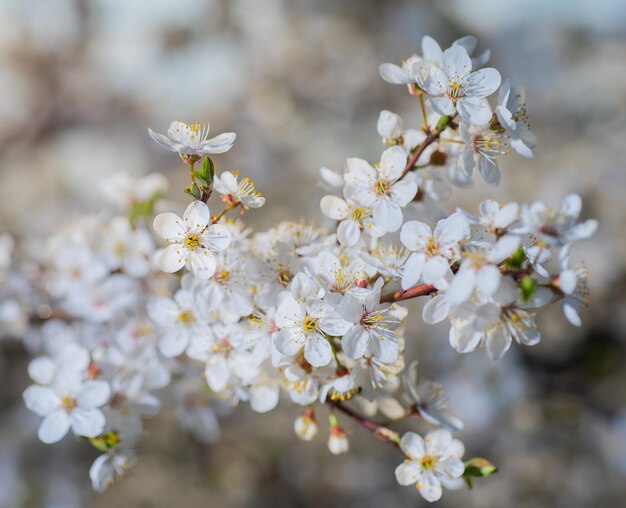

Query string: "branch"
[[379, 283, 437, 304], [329, 400, 403, 452]]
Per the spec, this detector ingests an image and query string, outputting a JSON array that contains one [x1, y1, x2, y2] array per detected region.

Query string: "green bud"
[[463, 457, 498, 488], [503, 247, 525, 269], [435, 115, 450, 131], [520, 275, 536, 301]]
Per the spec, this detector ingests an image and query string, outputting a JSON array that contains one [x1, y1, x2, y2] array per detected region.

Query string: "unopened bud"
[[354, 272, 368, 288], [429, 150, 447, 166], [294, 410, 318, 441], [328, 426, 349, 455]]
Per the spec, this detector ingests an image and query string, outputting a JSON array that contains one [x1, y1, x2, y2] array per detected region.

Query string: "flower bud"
[[328, 426, 349, 455], [294, 410, 318, 441], [377, 110, 403, 142], [354, 271, 368, 288]]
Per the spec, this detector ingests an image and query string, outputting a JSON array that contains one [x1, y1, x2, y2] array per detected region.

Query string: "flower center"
[[61, 395, 77, 412], [214, 269, 231, 284], [425, 237, 439, 257], [184, 233, 202, 250], [374, 178, 390, 196], [277, 267, 293, 286], [177, 310, 195, 325], [360, 309, 384, 328], [211, 338, 233, 354], [446, 80, 465, 101], [302, 315, 319, 333], [350, 207, 367, 221], [420, 454, 436, 470]]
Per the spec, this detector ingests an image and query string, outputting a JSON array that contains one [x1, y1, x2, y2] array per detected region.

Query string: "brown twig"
[[379, 283, 437, 304]]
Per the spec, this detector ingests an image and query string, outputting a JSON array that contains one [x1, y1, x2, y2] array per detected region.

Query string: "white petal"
[[486, 327, 511, 360], [417, 470, 443, 502], [183, 201, 211, 231], [400, 431, 425, 458], [466, 68, 501, 97], [159, 330, 190, 357], [156, 244, 186, 273], [421, 35, 443, 61], [77, 381, 111, 407], [447, 269, 477, 305], [70, 407, 106, 437], [23, 385, 59, 416], [564, 302, 582, 327], [478, 156, 501, 187], [422, 257, 450, 285], [422, 294, 449, 324], [395, 461, 421, 486], [199, 132, 236, 154], [457, 97, 493, 125], [476, 265, 501, 297], [153, 213, 186, 241], [341, 326, 369, 360], [38, 410, 71, 443], [205, 224, 232, 251], [28, 357, 56, 385], [380, 146, 407, 181], [304, 335, 332, 367], [390, 179, 418, 207], [401, 221, 432, 251], [274, 328, 302, 356], [189, 251, 217, 278], [379, 63, 410, 84], [419, 65, 447, 95], [250, 385, 280, 413], [337, 219, 361, 246], [320, 195, 349, 220], [373, 199, 403, 233], [441, 45, 472, 76], [148, 129, 179, 152], [428, 97, 456, 116], [401, 253, 425, 290]]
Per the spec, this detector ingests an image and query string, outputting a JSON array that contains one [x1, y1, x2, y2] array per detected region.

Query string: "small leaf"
[[201, 156, 215, 181], [193, 171, 208, 188], [184, 184, 201, 199]]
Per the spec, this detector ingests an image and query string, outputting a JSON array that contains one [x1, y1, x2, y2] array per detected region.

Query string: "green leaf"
[[193, 171, 208, 188], [184, 184, 201, 199], [520, 275, 536, 301], [89, 431, 122, 452], [463, 457, 498, 488], [503, 247, 525, 269], [201, 156, 215, 181]]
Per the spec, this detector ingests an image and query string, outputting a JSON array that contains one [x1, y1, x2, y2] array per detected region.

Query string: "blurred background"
[[1, 0, 626, 506]]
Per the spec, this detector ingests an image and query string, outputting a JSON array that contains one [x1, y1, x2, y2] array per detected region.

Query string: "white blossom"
[[153, 200, 232, 278], [148, 121, 236, 156]]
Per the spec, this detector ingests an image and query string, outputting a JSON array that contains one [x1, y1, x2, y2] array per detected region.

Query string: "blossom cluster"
[[3, 34, 597, 502]]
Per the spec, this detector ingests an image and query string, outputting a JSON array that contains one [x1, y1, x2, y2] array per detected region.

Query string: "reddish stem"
[[379, 283, 437, 304]]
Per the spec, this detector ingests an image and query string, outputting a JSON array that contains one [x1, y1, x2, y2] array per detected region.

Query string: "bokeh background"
[[1, 0, 626, 507]]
